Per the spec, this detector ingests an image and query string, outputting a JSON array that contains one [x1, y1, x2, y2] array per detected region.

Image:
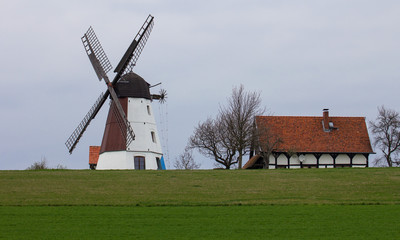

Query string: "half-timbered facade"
[[244, 109, 374, 169]]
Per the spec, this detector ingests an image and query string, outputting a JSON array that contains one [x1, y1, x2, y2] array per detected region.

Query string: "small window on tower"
[[147, 105, 151, 115], [151, 131, 156, 143]]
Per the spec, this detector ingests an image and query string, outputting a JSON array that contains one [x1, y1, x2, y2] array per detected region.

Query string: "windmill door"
[[134, 156, 145, 170]]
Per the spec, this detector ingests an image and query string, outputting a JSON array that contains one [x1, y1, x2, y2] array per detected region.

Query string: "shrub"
[[27, 158, 48, 170]]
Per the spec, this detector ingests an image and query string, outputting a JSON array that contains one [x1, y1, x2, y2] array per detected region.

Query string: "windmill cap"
[[115, 72, 151, 99]]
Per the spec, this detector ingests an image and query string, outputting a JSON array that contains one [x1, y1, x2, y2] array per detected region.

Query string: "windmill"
[[65, 15, 166, 170]]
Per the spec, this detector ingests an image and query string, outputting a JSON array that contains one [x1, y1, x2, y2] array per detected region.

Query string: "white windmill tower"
[[65, 15, 167, 170]]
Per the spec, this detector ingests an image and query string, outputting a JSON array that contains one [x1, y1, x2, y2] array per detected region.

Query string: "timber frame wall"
[[268, 152, 369, 169]]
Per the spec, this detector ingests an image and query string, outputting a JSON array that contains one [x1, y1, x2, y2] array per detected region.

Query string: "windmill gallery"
[[65, 15, 167, 170]]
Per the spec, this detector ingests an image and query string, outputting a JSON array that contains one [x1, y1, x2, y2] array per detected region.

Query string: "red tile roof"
[[255, 115, 373, 154]]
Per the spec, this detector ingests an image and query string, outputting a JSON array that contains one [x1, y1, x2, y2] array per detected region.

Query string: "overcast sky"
[[1, 0, 399, 170]]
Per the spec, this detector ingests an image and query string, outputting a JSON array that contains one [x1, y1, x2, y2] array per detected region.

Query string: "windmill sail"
[[82, 27, 113, 81], [65, 93, 107, 153], [83, 25, 136, 149], [114, 15, 154, 78]]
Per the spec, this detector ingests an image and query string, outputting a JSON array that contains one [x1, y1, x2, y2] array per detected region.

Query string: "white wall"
[[303, 154, 317, 165], [276, 154, 287, 165], [269, 155, 276, 164], [353, 154, 367, 165], [267, 153, 367, 168], [127, 98, 162, 155], [319, 154, 333, 164], [289, 155, 299, 164], [96, 151, 163, 170], [97, 151, 129, 170], [336, 154, 350, 164]]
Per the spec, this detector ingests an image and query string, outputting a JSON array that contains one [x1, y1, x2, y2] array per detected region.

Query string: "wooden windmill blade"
[[81, 26, 135, 148], [65, 27, 115, 154], [65, 26, 136, 154], [65, 92, 108, 154], [113, 15, 154, 81], [81, 26, 113, 81]]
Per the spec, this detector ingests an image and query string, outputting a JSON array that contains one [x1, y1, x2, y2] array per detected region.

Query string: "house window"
[[151, 131, 156, 143], [134, 156, 145, 170], [147, 105, 151, 115]]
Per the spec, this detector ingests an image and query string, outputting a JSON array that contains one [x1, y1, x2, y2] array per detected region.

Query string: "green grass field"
[[1, 168, 399, 239]]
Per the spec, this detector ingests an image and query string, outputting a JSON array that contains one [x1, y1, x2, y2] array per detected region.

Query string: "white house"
[[244, 109, 374, 169]]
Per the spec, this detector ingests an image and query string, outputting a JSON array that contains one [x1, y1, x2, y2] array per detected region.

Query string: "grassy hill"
[[1, 168, 399, 206], [1, 168, 399, 239]]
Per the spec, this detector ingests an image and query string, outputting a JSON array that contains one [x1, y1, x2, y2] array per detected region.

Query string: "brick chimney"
[[323, 109, 330, 131]]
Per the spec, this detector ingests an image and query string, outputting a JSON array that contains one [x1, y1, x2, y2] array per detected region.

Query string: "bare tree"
[[188, 118, 238, 169], [219, 85, 265, 169], [254, 124, 283, 169], [174, 147, 201, 170], [369, 106, 400, 167]]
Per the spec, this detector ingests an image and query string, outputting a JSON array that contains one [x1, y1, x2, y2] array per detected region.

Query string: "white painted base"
[[96, 150, 163, 170]]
